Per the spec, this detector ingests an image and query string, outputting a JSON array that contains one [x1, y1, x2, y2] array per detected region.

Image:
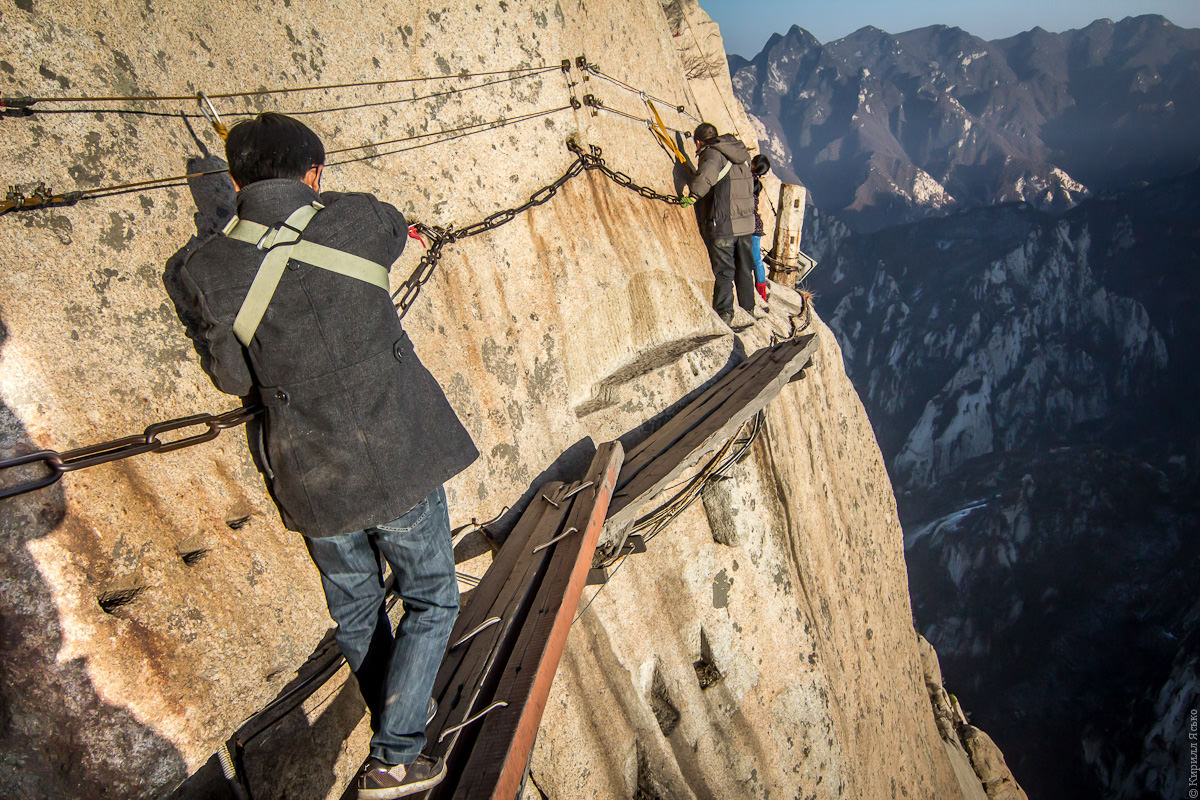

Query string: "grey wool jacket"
[[689, 134, 756, 239], [167, 178, 479, 537]]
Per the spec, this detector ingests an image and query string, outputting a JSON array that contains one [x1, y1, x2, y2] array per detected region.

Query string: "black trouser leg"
[[733, 235, 757, 312], [707, 236, 736, 317]]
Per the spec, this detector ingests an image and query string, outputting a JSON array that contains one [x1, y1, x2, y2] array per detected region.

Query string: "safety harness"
[[222, 201, 390, 345]]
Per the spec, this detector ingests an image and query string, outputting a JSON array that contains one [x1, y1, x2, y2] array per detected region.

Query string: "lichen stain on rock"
[[525, 333, 560, 405], [67, 131, 110, 186], [712, 568, 732, 609], [480, 336, 519, 387], [100, 211, 136, 251], [38, 61, 70, 89], [21, 212, 73, 244]]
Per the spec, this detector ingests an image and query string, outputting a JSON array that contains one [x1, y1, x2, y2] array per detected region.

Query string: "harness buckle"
[[257, 220, 305, 251]]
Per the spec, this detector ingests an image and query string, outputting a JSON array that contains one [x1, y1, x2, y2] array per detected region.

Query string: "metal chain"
[[394, 139, 685, 317], [2, 141, 691, 497], [0, 405, 261, 500]]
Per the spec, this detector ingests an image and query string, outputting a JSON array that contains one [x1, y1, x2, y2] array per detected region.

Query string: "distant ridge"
[[730, 14, 1200, 231]]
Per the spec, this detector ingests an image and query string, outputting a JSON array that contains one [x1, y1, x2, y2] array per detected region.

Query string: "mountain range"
[[730, 14, 1200, 800], [730, 15, 1200, 231]]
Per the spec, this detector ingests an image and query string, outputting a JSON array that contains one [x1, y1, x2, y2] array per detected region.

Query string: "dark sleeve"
[[373, 197, 407, 267], [167, 257, 254, 398], [322, 190, 408, 268], [688, 150, 724, 199]]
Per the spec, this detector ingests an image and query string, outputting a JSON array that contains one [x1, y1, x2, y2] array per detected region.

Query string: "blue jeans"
[[304, 486, 459, 766], [751, 234, 766, 285]]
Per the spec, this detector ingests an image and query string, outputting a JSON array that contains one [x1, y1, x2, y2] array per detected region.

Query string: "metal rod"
[[450, 616, 502, 650], [562, 481, 594, 500], [437, 701, 509, 743], [532, 526, 579, 554]]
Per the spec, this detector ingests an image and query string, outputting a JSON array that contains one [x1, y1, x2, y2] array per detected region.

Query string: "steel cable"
[[16, 64, 557, 105], [579, 61, 700, 123]]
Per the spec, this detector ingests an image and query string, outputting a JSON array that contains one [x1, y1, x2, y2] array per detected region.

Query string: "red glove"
[[755, 282, 769, 302]]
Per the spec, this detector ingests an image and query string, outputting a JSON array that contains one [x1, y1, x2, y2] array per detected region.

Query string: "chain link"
[[0, 405, 262, 500], [394, 140, 684, 317], [2, 141, 691, 498]]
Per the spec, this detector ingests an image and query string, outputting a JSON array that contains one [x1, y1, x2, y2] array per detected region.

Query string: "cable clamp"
[[1, 183, 83, 216], [0, 96, 36, 117], [197, 92, 229, 141], [560, 58, 572, 73]]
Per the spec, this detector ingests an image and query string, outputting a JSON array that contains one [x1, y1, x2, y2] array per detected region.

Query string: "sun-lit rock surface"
[[1, 1, 1010, 797]]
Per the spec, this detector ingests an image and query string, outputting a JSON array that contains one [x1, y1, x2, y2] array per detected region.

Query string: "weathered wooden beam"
[[447, 441, 623, 799], [426, 484, 571, 763], [602, 335, 817, 551], [617, 346, 772, 488], [766, 182, 808, 281]]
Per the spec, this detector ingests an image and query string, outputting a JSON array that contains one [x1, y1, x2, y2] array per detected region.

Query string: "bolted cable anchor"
[[1, 183, 84, 216], [560, 58, 571, 73], [582, 94, 603, 117], [0, 96, 36, 118]]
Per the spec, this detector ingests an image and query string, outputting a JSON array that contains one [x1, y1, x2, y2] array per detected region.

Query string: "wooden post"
[[766, 183, 809, 284]]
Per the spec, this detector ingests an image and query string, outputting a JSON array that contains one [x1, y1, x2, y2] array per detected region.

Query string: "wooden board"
[[603, 334, 817, 544], [617, 344, 784, 487], [618, 336, 811, 486], [426, 485, 571, 760], [446, 442, 623, 799]]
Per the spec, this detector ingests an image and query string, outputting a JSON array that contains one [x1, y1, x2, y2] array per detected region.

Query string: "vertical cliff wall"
[[1, 1, 1010, 798]]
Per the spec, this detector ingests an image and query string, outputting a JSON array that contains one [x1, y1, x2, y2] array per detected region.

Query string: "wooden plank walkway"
[[425, 442, 623, 799], [597, 333, 818, 564], [205, 332, 818, 800]]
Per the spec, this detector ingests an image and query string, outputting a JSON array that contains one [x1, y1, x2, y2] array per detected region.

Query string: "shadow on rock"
[[0, 315, 190, 798]]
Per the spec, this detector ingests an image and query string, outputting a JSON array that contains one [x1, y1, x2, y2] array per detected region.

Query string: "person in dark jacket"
[[686, 122, 756, 324], [166, 113, 478, 799], [750, 154, 771, 303]]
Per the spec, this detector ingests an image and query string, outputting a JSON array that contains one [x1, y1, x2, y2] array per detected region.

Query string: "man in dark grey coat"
[[166, 113, 477, 799], [686, 122, 757, 324]]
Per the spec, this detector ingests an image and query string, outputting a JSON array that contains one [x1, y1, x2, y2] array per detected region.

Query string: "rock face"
[[0, 1, 1008, 798], [730, 16, 1200, 230]]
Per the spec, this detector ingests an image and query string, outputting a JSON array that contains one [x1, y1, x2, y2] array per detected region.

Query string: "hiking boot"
[[356, 754, 447, 799]]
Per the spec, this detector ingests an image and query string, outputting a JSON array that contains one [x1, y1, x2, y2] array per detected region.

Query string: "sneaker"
[[717, 311, 734, 326], [356, 754, 447, 799]]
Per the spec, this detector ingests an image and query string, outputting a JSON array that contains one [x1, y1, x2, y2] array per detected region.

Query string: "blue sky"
[[698, 0, 1200, 57]]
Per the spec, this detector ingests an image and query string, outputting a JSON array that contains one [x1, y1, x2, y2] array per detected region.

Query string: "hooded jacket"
[[689, 134, 755, 239], [167, 179, 479, 537]]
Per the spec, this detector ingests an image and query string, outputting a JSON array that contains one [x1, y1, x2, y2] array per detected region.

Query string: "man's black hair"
[[751, 154, 771, 176], [225, 113, 326, 187], [693, 122, 719, 145]]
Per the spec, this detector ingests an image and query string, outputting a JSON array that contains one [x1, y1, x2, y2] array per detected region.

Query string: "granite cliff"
[[0, 1, 1017, 798]]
